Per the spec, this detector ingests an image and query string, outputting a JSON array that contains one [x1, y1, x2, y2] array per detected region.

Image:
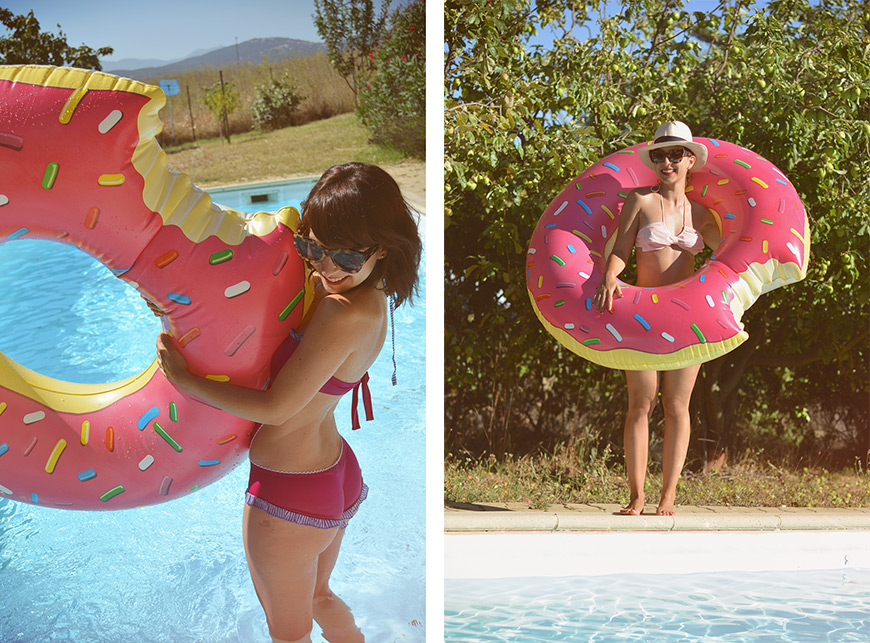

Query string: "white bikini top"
[[635, 187, 704, 255]]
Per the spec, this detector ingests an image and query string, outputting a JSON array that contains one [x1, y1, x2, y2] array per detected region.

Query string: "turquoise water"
[[0, 179, 426, 642], [445, 569, 870, 642]]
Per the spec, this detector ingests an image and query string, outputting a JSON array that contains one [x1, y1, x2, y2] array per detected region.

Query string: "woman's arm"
[[697, 204, 722, 250], [594, 190, 642, 312], [157, 294, 369, 426]]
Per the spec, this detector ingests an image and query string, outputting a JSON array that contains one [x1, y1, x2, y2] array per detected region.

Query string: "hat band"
[[654, 135, 689, 144]]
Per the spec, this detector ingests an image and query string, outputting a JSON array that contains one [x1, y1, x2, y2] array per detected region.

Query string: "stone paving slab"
[[445, 502, 870, 532]]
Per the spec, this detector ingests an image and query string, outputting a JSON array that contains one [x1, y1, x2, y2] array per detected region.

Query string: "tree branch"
[[713, 0, 744, 78]]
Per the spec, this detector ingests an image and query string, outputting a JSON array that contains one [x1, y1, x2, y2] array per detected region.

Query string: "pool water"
[[445, 569, 870, 642], [0, 179, 426, 642]]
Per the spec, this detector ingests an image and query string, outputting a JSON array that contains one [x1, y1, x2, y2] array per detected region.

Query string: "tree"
[[313, 0, 390, 105], [445, 0, 869, 467], [0, 8, 112, 69], [202, 78, 240, 143], [358, 0, 426, 157]]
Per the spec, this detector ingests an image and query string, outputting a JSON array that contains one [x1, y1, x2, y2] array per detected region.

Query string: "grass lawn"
[[164, 112, 411, 187], [445, 450, 870, 510]]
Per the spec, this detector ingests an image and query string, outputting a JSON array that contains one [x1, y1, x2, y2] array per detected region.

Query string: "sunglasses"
[[292, 233, 378, 274], [649, 148, 691, 164]]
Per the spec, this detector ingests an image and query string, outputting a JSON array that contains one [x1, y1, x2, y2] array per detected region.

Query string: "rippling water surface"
[[0, 180, 426, 642], [445, 569, 870, 642]]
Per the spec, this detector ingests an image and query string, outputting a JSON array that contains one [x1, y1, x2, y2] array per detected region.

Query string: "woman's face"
[[307, 230, 382, 295], [654, 146, 696, 184]]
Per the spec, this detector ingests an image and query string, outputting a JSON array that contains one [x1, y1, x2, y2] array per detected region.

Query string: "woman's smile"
[[320, 272, 351, 287]]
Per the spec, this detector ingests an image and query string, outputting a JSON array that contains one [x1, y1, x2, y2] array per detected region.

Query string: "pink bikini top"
[[636, 189, 704, 255], [271, 330, 373, 430]]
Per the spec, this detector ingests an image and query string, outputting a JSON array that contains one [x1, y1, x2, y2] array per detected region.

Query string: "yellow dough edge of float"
[[527, 291, 749, 371], [728, 216, 809, 314], [530, 254, 807, 371], [0, 65, 315, 413], [0, 354, 160, 414]]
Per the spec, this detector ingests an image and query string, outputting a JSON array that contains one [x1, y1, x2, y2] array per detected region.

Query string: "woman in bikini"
[[155, 162, 421, 643], [593, 121, 720, 516]]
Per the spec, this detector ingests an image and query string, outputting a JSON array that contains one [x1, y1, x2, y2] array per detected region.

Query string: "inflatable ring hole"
[[0, 240, 162, 384]]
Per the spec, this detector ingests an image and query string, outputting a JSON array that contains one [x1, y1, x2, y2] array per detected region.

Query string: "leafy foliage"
[[313, 0, 390, 102], [202, 80, 240, 137], [0, 8, 112, 69], [357, 0, 426, 157], [445, 0, 869, 468], [250, 75, 306, 130]]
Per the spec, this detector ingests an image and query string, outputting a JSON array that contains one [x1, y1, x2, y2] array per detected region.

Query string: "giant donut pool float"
[[0, 65, 310, 509], [527, 139, 810, 371]]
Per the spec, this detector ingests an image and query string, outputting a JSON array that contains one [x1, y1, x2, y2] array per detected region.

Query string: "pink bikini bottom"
[[245, 438, 367, 530]]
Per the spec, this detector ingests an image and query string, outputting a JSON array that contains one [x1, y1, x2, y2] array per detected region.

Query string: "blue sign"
[[159, 78, 180, 96]]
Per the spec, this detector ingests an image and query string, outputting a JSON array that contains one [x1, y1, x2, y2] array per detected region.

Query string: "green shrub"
[[251, 76, 306, 130], [357, 0, 425, 157]]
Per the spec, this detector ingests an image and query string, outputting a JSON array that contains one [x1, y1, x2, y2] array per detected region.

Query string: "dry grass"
[[445, 448, 870, 510], [141, 54, 355, 146], [164, 112, 408, 187]]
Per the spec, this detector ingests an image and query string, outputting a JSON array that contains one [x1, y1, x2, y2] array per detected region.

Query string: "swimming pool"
[[0, 179, 426, 642], [445, 531, 870, 642]]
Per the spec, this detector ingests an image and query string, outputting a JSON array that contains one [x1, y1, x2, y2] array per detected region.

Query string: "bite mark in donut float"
[[0, 65, 310, 509], [527, 139, 810, 371]]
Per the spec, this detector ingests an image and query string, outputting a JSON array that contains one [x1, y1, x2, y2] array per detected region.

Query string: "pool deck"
[[445, 502, 870, 532]]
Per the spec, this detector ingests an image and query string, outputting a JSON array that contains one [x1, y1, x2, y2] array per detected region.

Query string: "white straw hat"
[[638, 121, 708, 170]]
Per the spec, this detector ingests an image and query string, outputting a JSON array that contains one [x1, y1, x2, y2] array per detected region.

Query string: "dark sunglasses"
[[292, 233, 378, 274], [649, 147, 691, 164]]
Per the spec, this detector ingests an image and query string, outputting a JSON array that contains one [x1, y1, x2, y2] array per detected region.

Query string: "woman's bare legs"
[[313, 527, 365, 642], [243, 504, 363, 642], [656, 364, 701, 515], [623, 365, 700, 515], [621, 370, 660, 515]]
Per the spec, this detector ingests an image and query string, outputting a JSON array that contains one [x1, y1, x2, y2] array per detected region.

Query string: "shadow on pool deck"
[[445, 501, 870, 532]]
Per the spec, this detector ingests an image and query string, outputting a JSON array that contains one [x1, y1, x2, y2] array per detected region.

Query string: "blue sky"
[[2, 0, 325, 64], [526, 0, 769, 49]]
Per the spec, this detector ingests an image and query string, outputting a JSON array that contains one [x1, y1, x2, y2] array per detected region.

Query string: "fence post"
[[219, 69, 230, 144], [186, 85, 197, 142]]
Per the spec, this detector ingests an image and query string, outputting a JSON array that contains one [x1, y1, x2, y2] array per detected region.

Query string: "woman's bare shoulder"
[[316, 287, 385, 331], [624, 186, 659, 209], [624, 186, 659, 223], [631, 185, 659, 197]]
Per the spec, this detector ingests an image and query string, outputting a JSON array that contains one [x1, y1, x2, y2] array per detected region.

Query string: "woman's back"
[[250, 281, 388, 472]]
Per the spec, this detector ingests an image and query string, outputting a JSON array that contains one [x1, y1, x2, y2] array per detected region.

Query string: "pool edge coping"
[[205, 176, 427, 215], [445, 504, 870, 533]]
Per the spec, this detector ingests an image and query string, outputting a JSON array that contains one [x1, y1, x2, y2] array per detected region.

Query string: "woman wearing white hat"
[[592, 121, 720, 516]]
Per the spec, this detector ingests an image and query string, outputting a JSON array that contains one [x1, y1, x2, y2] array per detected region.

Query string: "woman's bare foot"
[[655, 499, 676, 515], [618, 497, 645, 515]]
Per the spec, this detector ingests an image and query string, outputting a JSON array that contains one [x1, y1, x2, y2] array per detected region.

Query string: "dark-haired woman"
[[157, 162, 422, 642], [593, 122, 720, 517]]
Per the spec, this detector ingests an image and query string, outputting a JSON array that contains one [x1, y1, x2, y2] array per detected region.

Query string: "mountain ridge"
[[105, 37, 327, 79]]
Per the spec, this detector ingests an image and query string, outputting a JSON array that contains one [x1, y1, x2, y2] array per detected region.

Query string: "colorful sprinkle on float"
[[0, 65, 311, 509], [527, 139, 810, 371]]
